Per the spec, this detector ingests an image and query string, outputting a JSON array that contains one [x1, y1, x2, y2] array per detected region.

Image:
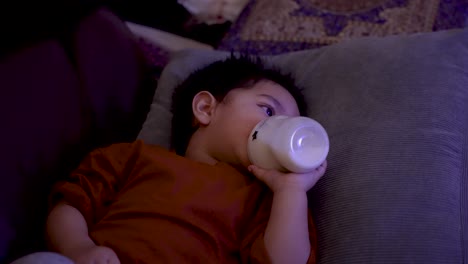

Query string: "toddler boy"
[[46, 54, 327, 264]]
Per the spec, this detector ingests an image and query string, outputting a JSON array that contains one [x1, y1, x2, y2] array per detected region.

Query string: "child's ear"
[[192, 91, 217, 126]]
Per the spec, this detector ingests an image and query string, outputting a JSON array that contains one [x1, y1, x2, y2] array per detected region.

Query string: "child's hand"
[[68, 245, 120, 264], [248, 161, 327, 193]]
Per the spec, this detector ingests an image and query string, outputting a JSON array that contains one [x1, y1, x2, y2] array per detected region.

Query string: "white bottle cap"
[[273, 117, 329, 173], [248, 116, 329, 173]]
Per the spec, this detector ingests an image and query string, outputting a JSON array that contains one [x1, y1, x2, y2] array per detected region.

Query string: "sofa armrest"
[[0, 7, 156, 262]]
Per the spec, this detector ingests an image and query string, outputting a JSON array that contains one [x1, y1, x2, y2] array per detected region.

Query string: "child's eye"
[[261, 106, 274, 116]]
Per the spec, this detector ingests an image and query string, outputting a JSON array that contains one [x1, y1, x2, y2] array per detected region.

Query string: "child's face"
[[202, 80, 300, 168]]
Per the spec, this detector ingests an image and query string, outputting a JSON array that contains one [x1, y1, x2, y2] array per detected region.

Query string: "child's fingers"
[[248, 165, 279, 184], [316, 160, 327, 176], [320, 160, 327, 170], [248, 165, 266, 181]]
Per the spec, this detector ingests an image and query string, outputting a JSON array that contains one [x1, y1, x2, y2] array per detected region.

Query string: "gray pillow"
[[138, 29, 468, 263]]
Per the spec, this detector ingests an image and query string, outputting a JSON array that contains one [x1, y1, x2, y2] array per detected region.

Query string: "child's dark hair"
[[170, 53, 307, 155]]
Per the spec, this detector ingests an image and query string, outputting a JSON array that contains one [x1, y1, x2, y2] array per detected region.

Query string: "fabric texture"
[[218, 0, 468, 54], [50, 140, 317, 263], [138, 28, 468, 263]]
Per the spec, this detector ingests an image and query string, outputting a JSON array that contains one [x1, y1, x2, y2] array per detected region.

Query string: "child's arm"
[[264, 190, 311, 264], [46, 142, 141, 263], [47, 202, 95, 255], [47, 203, 120, 263], [248, 161, 327, 264]]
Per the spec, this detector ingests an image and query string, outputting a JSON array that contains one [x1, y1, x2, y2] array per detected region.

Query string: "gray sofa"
[[2, 3, 467, 264]]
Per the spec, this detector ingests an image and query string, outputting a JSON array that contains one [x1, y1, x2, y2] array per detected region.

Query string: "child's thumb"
[[248, 165, 274, 183], [248, 165, 262, 178]]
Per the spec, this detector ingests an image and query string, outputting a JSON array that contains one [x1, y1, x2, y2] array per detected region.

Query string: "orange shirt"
[[51, 140, 317, 263]]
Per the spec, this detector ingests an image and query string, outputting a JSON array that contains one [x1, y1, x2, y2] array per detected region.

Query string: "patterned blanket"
[[218, 0, 468, 54]]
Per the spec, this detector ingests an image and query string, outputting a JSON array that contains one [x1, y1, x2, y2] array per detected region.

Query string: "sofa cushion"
[[138, 29, 468, 263]]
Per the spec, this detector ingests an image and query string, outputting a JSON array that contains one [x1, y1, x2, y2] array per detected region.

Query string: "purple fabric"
[[72, 8, 155, 144], [0, 8, 155, 262]]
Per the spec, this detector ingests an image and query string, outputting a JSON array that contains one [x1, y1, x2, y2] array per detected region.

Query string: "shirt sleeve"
[[240, 198, 318, 264], [49, 141, 142, 227]]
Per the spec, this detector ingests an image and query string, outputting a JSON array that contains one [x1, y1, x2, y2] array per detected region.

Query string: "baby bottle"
[[247, 116, 329, 173]]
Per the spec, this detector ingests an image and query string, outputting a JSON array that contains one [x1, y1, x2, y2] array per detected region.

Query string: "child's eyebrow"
[[258, 94, 285, 112]]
